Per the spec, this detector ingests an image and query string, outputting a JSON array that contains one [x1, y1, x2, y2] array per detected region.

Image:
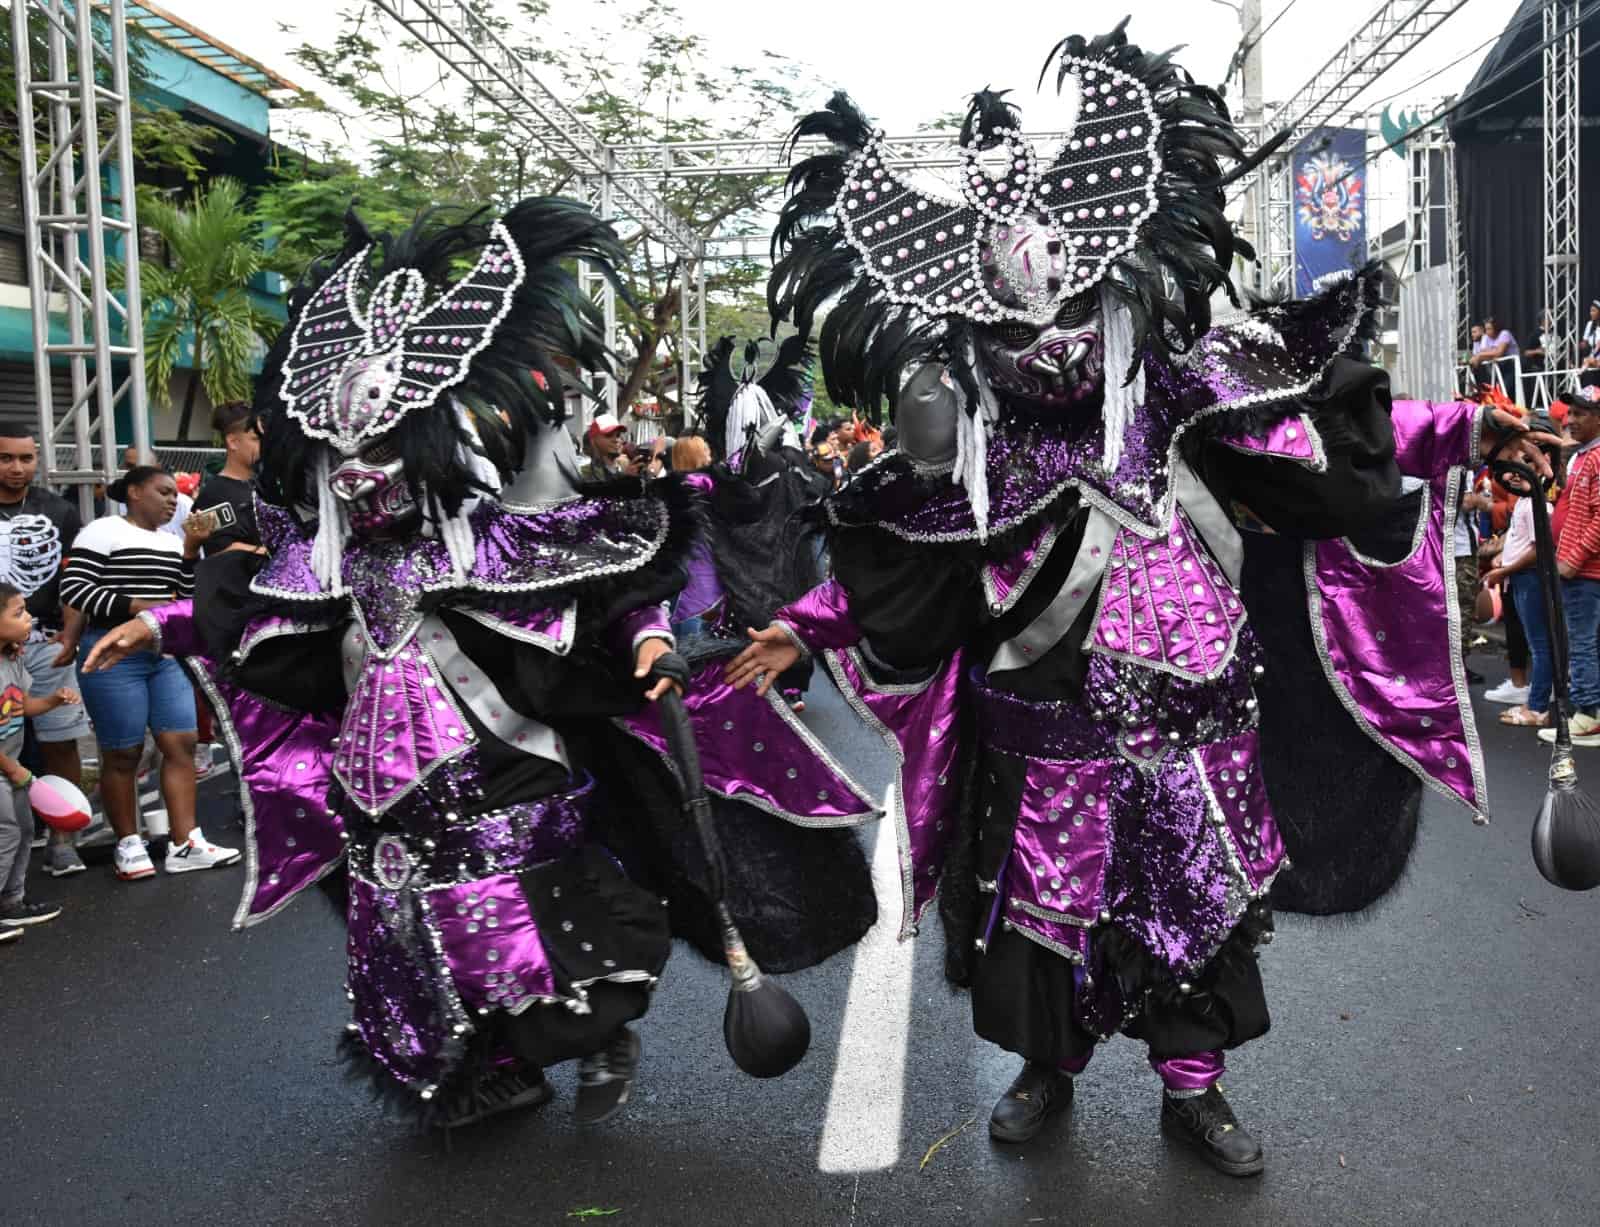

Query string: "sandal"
[[1500, 706, 1549, 727]]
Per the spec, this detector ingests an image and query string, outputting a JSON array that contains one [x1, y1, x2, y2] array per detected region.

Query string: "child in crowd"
[[0, 582, 81, 944]]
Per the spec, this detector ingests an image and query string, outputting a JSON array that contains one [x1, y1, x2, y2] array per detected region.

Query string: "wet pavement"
[[4, 647, 1597, 1226]]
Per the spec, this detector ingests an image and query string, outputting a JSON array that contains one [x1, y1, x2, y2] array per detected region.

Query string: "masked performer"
[[84, 199, 878, 1129], [673, 337, 824, 707], [728, 22, 1548, 1175]]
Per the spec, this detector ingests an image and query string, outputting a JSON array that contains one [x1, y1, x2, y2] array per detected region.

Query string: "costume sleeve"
[[1200, 356, 1407, 540], [812, 529, 982, 672], [610, 601, 674, 655], [773, 578, 863, 656], [144, 598, 200, 657]]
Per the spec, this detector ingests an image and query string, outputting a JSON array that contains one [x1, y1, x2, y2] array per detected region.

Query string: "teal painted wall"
[[137, 40, 269, 136]]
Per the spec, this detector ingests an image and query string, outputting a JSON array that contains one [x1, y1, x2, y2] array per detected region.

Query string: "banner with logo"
[[1293, 128, 1367, 296]]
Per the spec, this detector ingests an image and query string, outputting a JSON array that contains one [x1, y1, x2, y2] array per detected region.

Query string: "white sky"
[[165, 0, 1527, 230]]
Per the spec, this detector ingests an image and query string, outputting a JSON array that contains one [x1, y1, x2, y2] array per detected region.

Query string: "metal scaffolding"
[[9, 0, 151, 517], [1241, 0, 1472, 296], [370, 0, 706, 417], [1544, 0, 1582, 375]]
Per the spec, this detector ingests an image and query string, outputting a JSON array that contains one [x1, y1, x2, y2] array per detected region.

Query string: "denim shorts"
[[76, 627, 197, 750], [21, 638, 92, 743]]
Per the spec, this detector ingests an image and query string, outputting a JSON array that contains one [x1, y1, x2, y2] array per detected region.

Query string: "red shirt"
[[1556, 442, 1600, 579]]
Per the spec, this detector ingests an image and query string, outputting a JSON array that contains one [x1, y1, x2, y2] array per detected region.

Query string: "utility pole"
[[1239, 0, 1267, 290]]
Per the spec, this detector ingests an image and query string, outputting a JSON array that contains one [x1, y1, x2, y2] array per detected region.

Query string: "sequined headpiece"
[[258, 197, 624, 521], [769, 18, 1270, 420], [279, 225, 527, 456]]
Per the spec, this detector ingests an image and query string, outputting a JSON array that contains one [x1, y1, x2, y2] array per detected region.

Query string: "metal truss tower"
[[9, 0, 151, 517], [1243, 0, 1471, 297], [370, 0, 706, 415], [1544, 0, 1582, 375]]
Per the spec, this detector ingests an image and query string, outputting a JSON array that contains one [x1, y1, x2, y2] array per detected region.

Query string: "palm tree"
[[125, 177, 284, 440]]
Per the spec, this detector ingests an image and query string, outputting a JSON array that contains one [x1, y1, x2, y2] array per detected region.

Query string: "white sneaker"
[[1484, 680, 1531, 705], [114, 837, 156, 881], [165, 828, 241, 874]]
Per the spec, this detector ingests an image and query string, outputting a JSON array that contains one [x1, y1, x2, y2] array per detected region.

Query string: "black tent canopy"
[[1450, 0, 1600, 354]]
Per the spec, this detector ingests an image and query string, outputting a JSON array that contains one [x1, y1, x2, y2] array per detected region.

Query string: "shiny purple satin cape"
[[153, 602, 346, 926], [1303, 397, 1486, 817], [617, 660, 877, 827]]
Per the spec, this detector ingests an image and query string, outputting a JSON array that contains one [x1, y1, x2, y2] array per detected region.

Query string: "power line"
[[1250, 0, 1306, 56], [1326, 0, 1600, 189], [1361, 2, 1552, 114]]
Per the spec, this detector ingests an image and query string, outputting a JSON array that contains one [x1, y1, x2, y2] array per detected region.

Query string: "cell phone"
[[187, 509, 220, 534]]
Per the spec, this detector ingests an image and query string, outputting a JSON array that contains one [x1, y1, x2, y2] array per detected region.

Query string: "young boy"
[[0, 582, 82, 944]]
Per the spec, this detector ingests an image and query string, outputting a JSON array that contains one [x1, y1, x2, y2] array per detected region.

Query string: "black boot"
[[988, 1061, 1074, 1144], [436, 1064, 553, 1131], [575, 1026, 642, 1126], [1160, 1086, 1264, 1177]]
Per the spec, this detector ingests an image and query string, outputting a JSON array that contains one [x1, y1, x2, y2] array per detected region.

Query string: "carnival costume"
[[91, 199, 880, 1126], [732, 22, 1507, 1174], [674, 337, 824, 699]]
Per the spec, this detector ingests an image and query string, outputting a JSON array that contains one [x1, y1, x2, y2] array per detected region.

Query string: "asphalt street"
[[4, 645, 1598, 1227]]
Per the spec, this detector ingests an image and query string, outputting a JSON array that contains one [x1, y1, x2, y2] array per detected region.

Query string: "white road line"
[[818, 791, 917, 1173]]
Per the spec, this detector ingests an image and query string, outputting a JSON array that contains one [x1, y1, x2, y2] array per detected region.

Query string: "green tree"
[[120, 177, 285, 439], [261, 0, 814, 416]]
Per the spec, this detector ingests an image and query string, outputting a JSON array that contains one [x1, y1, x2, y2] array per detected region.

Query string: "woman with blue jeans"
[[59, 466, 238, 881], [1485, 492, 1552, 728]]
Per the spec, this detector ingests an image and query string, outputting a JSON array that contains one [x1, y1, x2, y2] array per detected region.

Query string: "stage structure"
[[1544, 0, 1582, 376], [1239, 0, 1473, 299], [369, 0, 707, 415], [8, 0, 151, 518]]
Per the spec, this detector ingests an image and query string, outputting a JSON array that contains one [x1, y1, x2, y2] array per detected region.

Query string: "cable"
[[1226, 0, 1306, 85], [1299, 0, 1600, 192], [1250, 0, 1306, 55], [1362, 0, 1560, 113]]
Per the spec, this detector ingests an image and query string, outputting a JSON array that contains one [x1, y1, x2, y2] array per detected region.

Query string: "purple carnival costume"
[[125, 200, 878, 1125], [754, 21, 1496, 1172], [673, 338, 825, 691]]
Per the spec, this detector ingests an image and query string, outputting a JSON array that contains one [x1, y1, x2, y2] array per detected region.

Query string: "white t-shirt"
[[1503, 495, 1536, 571]]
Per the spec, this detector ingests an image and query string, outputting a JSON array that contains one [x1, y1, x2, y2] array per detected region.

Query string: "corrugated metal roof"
[[126, 2, 302, 103]]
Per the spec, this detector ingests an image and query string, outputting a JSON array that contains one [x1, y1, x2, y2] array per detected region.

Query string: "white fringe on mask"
[[310, 451, 349, 594], [1099, 288, 1145, 476], [726, 382, 777, 463], [954, 341, 1000, 541], [428, 398, 503, 584]]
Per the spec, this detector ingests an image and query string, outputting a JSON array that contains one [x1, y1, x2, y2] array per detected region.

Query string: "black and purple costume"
[[132, 200, 877, 1114], [749, 23, 1492, 1166]]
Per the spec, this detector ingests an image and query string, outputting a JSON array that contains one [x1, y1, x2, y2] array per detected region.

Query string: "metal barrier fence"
[[1454, 358, 1588, 410]]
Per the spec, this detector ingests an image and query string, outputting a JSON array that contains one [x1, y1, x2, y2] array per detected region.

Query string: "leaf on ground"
[[919, 1116, 978, 1172], [1338, 1154, 1347, 1168], [567, 1210, 621, 1220]]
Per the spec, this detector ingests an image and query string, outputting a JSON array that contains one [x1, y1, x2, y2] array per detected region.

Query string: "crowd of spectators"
[[0, 407, 258, 946], [1473, 387, 1600, 747]]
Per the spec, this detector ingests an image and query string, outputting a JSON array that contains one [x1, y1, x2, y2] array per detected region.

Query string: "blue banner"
[[1293, 128, 1367, 297]]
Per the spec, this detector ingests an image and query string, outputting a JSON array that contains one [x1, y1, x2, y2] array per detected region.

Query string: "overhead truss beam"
[[10, 0, 150, 517]]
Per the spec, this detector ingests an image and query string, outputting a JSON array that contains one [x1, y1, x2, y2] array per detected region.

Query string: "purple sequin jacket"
[[771, 272, 1485, 994]]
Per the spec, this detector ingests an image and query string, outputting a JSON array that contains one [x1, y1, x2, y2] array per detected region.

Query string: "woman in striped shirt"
[[60, 465, 237, 881]]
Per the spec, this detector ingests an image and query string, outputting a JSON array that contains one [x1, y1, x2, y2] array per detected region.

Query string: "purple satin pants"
[[1059, 1047, 1224, 1092]]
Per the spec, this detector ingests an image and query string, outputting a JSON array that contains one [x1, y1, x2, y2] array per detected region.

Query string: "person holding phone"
[[58, 465, 237, 882], [192, 402, 263, 557]]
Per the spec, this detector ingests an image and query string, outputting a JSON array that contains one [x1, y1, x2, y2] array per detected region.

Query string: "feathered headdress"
[[769, 19, 1274, 424], [695, 332, 814, 464], [256, 197, 625, 586]]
